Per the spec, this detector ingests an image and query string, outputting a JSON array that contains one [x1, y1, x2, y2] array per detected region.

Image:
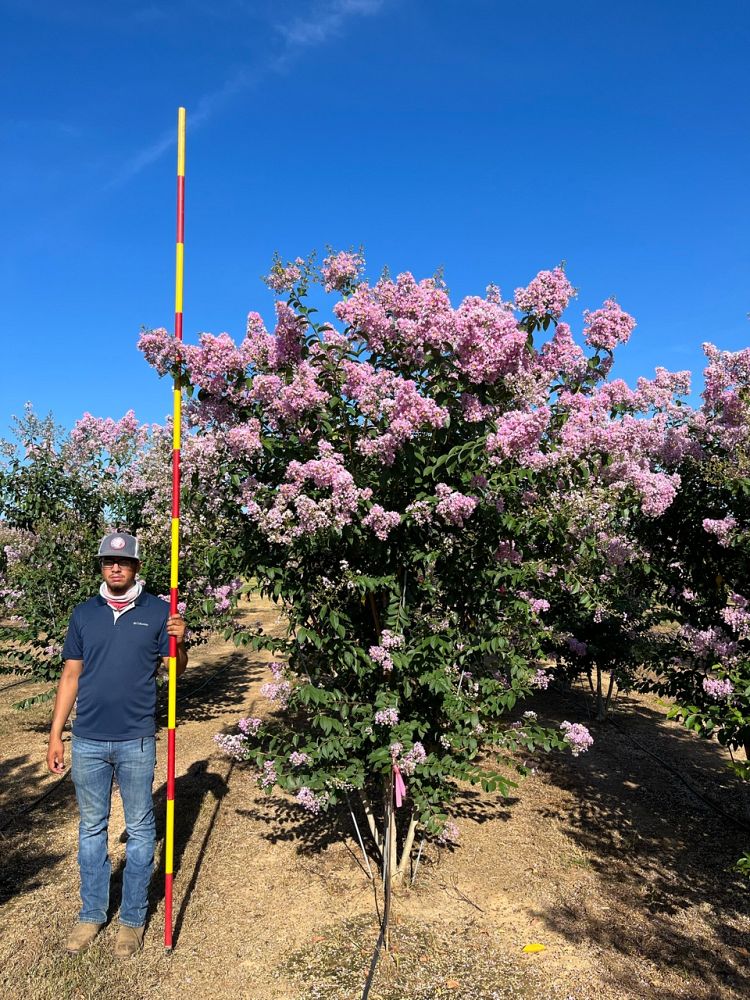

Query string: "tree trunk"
[[395, 812, 418, 884], [359, 791, 382, 853], [595, 663, 604, 720]]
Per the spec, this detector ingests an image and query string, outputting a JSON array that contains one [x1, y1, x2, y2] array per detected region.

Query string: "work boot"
[[114, 923, 145, 958], [65, 921, 103, 955]]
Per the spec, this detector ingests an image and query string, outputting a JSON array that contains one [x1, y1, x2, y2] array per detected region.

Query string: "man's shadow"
[[108, 759, 230, 945]]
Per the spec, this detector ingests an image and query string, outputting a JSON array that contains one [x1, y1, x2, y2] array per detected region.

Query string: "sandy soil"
[[1, 596, 749, 1000]]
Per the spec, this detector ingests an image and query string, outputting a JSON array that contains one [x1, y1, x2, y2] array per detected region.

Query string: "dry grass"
[[1, 597, 749, 1000]]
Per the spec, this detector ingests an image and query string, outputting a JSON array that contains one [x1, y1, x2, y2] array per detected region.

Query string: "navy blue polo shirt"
[[62, 592, 170, 740]]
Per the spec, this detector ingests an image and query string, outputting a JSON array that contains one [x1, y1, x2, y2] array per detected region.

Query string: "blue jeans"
[[71, 735, 156, 928]]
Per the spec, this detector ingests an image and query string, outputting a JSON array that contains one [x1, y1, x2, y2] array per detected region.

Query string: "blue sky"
[[2, 0, 749, 434]]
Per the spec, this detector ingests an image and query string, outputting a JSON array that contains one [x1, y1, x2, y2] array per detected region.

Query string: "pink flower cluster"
[[680, 624, 739, 663], [343, 361, 448, 464], [536, 322, 587, 379], [461, 394, 496, 422], [184, 332, 248, 399], [335, 271, 530, 385], [530, 669, 551, 690], [702, 516, 736, 546], [238, 717, 263, 736], [334, 272, 454, 366], [599, 532, 638, 566], [534, 387, 688, 516], [487, 408, 550, 463], [369, 644, 393, 671], [453, 295, 529, 384], [405, 499, 433, 526], [263, 257, 304, 294], [381, 630, 404, 650], [245, 442, 372, 544], [253, 361, 329, 426], [702, 342, 750, 410], [560, 721, 594, 755], [438, 820, 460, 843], [394, 741, 427, 776], [583, 299, 636, 352], [362, 504, 401, 540], [368, 632, 404, 672], [260, 662, 292, 707], [514, 267, 575, 319], [529, 598, 550, 614], [375, 707, 399, 726], [296, 787, 329, 814], [69, 410, 146, 467], [205, 579, 242, 612], [289, 751, 312, 766], [225, 421, 262, 459], [138, 327, 183, 376], [260, 759, 277, 787], [266, 301, 306, 367], [702, 676, 734, 700], [721, 600, 750, 640], [213, 732, 249, 760], [321, 250, 364, 292], [495, 540, 522, 565], [434, 483, 477, 526]]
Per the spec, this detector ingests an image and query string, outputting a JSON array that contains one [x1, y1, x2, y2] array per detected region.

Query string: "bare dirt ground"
[[1, 597, 749, 1000]]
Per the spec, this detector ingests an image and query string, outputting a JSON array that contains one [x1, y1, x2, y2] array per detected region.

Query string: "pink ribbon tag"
[[393, 764, 407, 807]]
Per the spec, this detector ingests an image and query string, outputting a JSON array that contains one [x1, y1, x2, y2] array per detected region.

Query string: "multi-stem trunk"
[[588, 663, 617, 721], [356, 788, 419, 891]]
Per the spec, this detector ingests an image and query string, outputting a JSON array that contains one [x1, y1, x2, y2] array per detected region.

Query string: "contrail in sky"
[[106, 0, 384, 190]]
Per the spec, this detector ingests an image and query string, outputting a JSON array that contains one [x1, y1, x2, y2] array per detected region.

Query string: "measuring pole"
[[164, 106, 186, 952]]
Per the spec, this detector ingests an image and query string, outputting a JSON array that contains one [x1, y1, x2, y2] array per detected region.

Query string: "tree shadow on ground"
[[236, 794, 347, 856], [450, 788, 519, 824], [529, 684, 750, 1000], [155, 650, 265, 726], [0, 753, 74, 904], [108, 759, 230, 942]]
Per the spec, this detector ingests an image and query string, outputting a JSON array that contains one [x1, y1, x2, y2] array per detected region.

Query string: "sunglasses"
[[100, 557, 137, 568]]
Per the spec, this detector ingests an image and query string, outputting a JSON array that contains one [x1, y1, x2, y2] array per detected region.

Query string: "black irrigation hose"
[[0, 770, 71, 834], [0, 676, 37, 694], [608, 716, 750, 834], [361, 924, 386, 1000], [573, 682, 750, 835]]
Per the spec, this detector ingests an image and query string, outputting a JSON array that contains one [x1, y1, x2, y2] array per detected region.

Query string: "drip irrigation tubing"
[[607, 716, 750, 834], [573, 683, 750, 835], [1, 659, 234, 835], [0, 676, 36, 694], [0, 770, 70, 834]]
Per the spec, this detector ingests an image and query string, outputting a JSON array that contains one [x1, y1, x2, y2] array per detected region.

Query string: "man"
[[47, 531, 187, 958]]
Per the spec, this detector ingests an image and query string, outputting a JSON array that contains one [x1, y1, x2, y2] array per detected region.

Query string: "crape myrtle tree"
[[0, 404, 241, 697], [630, 343, 750, 873], [638, 345, 750, 777], [0, 406, 106, 692], [539, 366, 699, 720], [137, 251, 691, 883]]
